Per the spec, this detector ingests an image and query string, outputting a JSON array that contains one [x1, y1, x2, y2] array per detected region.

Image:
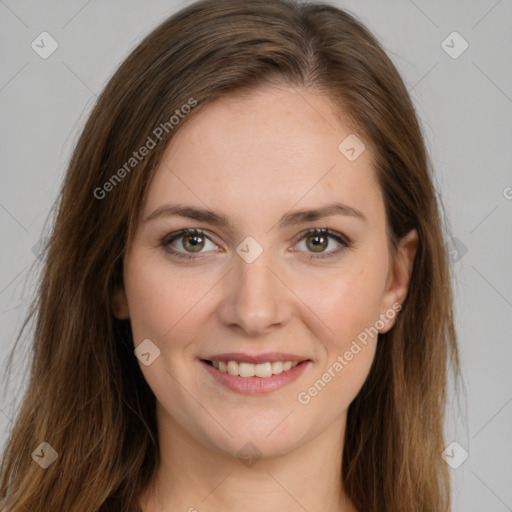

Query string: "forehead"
[[143, 86, 384, 229]]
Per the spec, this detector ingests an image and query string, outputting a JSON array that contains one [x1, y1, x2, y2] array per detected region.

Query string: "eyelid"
[[292, 227, 351, 246]]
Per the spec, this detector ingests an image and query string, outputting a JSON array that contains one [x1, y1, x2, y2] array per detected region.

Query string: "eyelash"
[[161, 228, 351, 261]]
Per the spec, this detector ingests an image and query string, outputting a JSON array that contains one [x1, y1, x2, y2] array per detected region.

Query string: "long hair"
[[0, 1, 460, 510]]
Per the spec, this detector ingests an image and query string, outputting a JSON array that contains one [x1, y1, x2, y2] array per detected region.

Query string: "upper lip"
[[202, 352, 311, 364]]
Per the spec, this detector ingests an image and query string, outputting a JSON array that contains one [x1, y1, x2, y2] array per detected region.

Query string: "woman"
[[0, 0, 460, 510]]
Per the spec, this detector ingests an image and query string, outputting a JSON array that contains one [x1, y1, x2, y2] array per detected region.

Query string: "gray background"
[[1, 0, 511, 510]]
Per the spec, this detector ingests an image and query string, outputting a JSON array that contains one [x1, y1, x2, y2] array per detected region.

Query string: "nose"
[[216, 247, 292, 337]]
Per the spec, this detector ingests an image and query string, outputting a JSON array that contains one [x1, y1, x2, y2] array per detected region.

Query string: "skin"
[[113, 85, 417, 512]]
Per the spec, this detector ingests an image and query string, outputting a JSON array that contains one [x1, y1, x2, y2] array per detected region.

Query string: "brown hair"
[[0, 0, 460, 510]]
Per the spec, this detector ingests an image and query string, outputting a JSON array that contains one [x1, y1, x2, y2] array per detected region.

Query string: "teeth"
[[211, 360, 300, 377], [227, 361, 238, 376], [240, 362, 256, 377], [272, 361, 283, 374]]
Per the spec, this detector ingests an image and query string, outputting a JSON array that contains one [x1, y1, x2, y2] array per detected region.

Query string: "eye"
[[161, 227, 351, 260], [293, 228, 350, 260], [161, 229, 219, 259]]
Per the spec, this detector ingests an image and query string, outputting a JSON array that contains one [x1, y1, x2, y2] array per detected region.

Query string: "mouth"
[[200, 355, 311, 395]]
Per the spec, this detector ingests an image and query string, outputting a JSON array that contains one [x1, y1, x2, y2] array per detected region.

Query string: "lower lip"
[[200, 360, 311, 395]]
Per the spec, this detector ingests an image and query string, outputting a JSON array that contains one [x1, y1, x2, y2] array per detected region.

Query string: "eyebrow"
[[144, 201, 367, 229]]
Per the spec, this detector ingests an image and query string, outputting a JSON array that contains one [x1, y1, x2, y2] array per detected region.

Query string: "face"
[[114, 85, 416, 459]]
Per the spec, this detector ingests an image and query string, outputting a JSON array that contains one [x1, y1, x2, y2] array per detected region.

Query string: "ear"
[[378, 229, 418, 333], [112, 285, 130, 319]]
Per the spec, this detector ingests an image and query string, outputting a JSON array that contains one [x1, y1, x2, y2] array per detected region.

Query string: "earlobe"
[[379, 229, 418, 333], [112, 286, 130, 319]]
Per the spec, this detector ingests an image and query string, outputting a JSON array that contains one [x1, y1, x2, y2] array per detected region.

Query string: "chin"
[[196, 417, 309, 461]]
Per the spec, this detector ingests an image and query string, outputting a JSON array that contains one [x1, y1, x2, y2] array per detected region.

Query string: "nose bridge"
[[217, 242, 290, 335]]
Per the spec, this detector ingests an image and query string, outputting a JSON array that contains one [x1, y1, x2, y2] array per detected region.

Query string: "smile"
[[208, 360, 300, 378], [200, 358, 311, 395]]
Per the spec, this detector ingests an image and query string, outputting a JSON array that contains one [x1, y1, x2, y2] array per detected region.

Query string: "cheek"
[[298, 265, 384, 412], [305, 252, 389, 352], [123, 255, 191, 342]]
